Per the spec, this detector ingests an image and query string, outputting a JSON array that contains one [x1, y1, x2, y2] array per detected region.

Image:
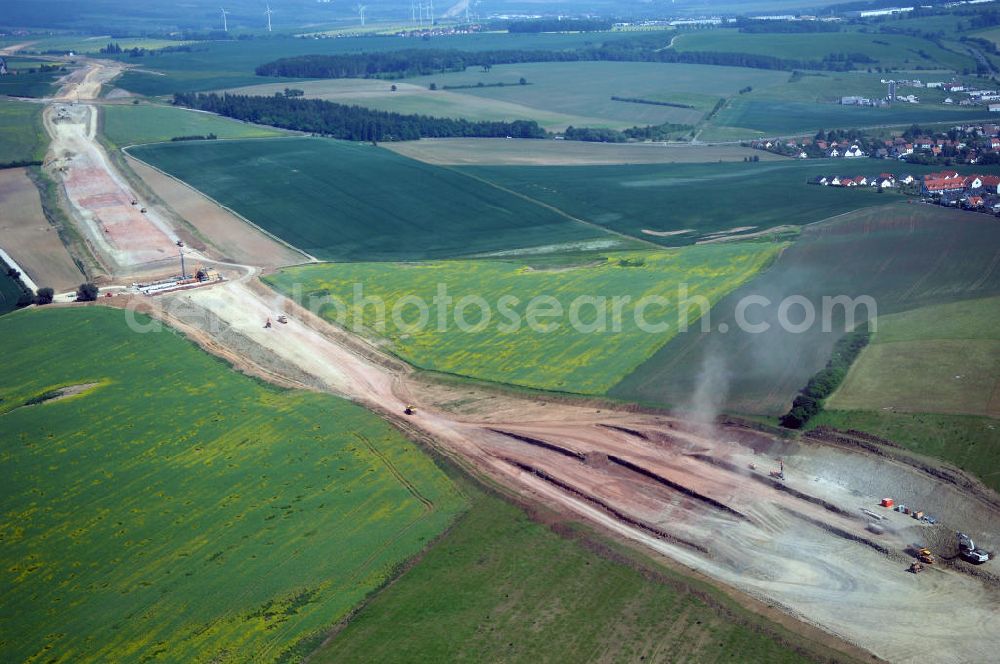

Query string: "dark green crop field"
[[0, 307, 464, 663], [465, 160, 898, 245], [611, 204, 1000, 416], [0, 270, 29, 315], [127, 137, 612, 261]]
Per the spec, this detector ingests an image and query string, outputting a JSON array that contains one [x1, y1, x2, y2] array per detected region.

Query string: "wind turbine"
[[220, 7, 229, 32], [356, 3, 367, 26], [265, 3, 274, 32]]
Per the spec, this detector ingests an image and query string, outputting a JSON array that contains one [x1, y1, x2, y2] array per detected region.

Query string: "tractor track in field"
[[42, 57, 1000, 664]]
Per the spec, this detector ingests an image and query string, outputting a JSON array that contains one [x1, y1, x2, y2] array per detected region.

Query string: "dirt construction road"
[[40, 59, 1000, 664]]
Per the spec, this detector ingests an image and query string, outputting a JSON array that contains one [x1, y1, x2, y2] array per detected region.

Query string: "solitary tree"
[[429, 82, 437, 91], [76, 283, 99, 302], [519, 77, 527, 85], [390, 84, 397, 92], [35, 287, 54, 305]]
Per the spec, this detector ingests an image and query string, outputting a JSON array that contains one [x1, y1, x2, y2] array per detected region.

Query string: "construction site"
[[17, 56, 1000, 664]]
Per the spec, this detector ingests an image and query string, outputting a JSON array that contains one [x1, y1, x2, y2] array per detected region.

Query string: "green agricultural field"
[[0, 58, 63, 98], [0, 307, 464, 663], [265, 244, 781, 394], [464, 160, 898, 245], [709, 97, 993, 138], [127, 137, 617, 261], [101, 103, 285, 146], [0, 99, 47, 164], [313, 472, 852, 664], [611, 205, 1000, 416], [113, 32, 642, 97], [401, 62, 788, 129], [828, 296, 1000, 418], [220, 78, 612, 133], [27, 35, 190, 54], [808, 410, 1000, 494], [673, 29, 975, 72]]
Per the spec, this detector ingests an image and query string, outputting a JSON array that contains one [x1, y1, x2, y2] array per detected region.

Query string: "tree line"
[[172, 92, 546, 141], [780, 324, 871, 429], [255, 34, 875, 80], [563, 121, 693, 143]]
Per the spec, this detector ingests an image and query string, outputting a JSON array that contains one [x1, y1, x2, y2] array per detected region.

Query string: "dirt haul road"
[[53, 60, 1000, 664]]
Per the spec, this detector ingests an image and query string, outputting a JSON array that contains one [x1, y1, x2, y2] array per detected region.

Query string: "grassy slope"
[[811, 297, 1000, 490], [101, 103, 284, 146], [0, 100, 47, 163], [829, 296, 1000, 417], [0, 307, 464, 663], [313, 471, 847, 664], [809, 410, 1000, 493], [464, 160, 900, 245], [265, 245, 781, 394], [611, 205, 1000, 416], [127, 137, 613, 261]]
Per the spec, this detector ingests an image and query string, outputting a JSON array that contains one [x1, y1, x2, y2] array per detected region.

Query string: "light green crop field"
[[265, 245, 782, 394], [0, 99, 47, 163], [224, 62, 788, 131], [404, 61, 789, 129], [673, 29, 975, 72], [0, 307, 464, 663], [828, 296, 1000, 418], [101, 103, 285, 146]]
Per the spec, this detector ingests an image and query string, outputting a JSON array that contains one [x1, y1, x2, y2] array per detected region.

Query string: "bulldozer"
[[403, 405, 416, 416], [908, 561, 925, 574]]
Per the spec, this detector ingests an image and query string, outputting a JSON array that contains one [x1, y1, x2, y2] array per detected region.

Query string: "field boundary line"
[[122, 147, 319, 263], [439, 165, 662, 249]]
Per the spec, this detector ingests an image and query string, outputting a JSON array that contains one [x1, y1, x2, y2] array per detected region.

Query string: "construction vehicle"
[[909, 561, 925, 574], [404, 405, 416, 415], [917, 547, 935, 565], [176, 240, 184, 247], [958, 532, 991, 564], [277, 315, 288, 324], [264, 317, 272, 329], [769, 459, 785, 481]]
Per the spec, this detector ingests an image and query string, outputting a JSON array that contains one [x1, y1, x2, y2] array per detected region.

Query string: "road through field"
[[37, 57, 1000, 664]]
